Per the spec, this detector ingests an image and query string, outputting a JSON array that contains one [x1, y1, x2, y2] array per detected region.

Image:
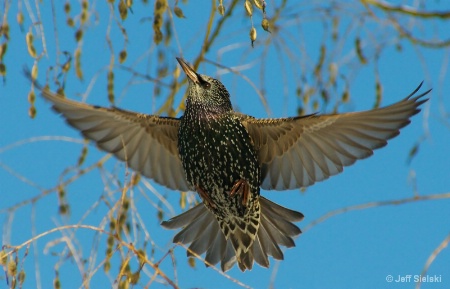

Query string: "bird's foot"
[[196, 185, 216, 208], [229, 179, 250, 206]]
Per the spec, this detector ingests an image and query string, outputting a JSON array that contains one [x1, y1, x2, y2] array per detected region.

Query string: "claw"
[[196, 185, 216, 208], [229, 179, 250, 206]]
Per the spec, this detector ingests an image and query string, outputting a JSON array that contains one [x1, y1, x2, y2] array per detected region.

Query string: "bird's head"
[[177, 58, 232, 114]]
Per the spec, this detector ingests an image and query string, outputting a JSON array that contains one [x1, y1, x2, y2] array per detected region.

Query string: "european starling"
[[37, 58, 430, 272]]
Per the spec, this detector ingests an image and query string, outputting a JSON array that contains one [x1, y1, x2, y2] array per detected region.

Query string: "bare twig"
[[303, 192, 450, 233], [415, 233, 450, 289]]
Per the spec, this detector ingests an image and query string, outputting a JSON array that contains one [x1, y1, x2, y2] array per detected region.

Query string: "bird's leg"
[[229, 179, 250, 207], [196, 185, 216, 208]]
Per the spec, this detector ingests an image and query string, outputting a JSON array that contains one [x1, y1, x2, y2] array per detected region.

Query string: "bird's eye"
[[202, 81, 211, 89]]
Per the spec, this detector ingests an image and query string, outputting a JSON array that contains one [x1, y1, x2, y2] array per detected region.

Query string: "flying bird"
[[37, 58, 430, 272]]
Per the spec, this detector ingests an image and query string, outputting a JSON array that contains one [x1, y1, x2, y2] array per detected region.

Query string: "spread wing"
[[241, 83, 430, 190], [40, 88, 190, 191]]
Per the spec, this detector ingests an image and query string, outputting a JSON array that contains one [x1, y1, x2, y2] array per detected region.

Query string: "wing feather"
[[40, 89, 190, 191], [241, 84, 430, 190]]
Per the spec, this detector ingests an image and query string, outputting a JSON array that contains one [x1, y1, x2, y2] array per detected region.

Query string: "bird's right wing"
[[40, 88, 190, 191], [241, 84, 430, 190]]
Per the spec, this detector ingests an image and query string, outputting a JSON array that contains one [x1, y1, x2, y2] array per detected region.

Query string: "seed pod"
[[31, 63, 38, 80], [375, 79, 382, 108], [75, 29, 83, 42], [245, 0, 253, 17], [1, 23, 9, 39], [154, 29, 163, 44], [29, 106, 36, 118], [188, 257, 196, 268], [0, 251, 6, 266], [153, 0, 166, 44], [58, 186, 67, 202], [64, 2, 71, 13], [26, 32, 37, 58], [320, 89, 329, 103], [131, 173, 140, 186], [0, 43, 7, 60], [56, 87, 66, 97], [252, 0, 263, 10], [80, 1, 88, 24], [107, 70, 114, 103], [28, 90, 35, 103], [67, 18, 74, 27], [218, 4, 225, 16], [154, 0, 167, 12], [355, 37, 367, 64], [0, 63, 5, 76], [261, 18, 270, 32], [313, 100, 319, 111], [174, 6, 186, 18], [16, 12, 24, 25], [58, 203, 69, 215], [328, 62, 337, 86], [250, 27, 257, 47], [128, 271, 140, 284], [119, 50, 127, 63], [75, 48, 83, 80], [7, 259, 17, 276], [119, 0, 128, 20], [54, 274, 61, 289], [154, 13, 162, 29], [104, 260, 111, 273], [80, 11, 87, 24], [341, 90, 349, 103], [122, 197, 130, 211]]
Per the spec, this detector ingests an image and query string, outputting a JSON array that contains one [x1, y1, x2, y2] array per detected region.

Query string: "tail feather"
[[263, 215, 302, 238], [260, 197, 304, 222], [187, 220, 217, 257], [161, 203, 205, 229], [261, 213, 296, 247], [161, 196, 303, 271], [251, 236, 269, 267], [239, 251, 253, 271], [221, 239, 237, 271], [205, 226, 226, 265], [172, 206, 211, 244], [228, 221, 253, 255], [257, 220, 284, 260]]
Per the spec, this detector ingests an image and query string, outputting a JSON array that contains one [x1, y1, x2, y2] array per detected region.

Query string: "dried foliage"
[[1, 0, 450, 288]]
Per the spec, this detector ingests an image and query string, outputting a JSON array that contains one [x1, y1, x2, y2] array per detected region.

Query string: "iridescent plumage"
[[38, 58, 430, 271]]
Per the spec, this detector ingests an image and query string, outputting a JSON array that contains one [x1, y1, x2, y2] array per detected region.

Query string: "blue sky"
[[1, 1, 450, 288]]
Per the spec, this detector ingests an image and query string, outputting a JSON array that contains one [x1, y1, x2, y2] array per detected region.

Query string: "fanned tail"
[[161, 196, 304, 271]]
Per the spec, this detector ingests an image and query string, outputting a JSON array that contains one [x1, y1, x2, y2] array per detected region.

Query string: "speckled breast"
[[178, 113, 261, 218]]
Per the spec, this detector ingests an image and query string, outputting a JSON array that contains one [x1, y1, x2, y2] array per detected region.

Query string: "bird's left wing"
[[240, 84, 430, 190], [40, 89, 190, 191]]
